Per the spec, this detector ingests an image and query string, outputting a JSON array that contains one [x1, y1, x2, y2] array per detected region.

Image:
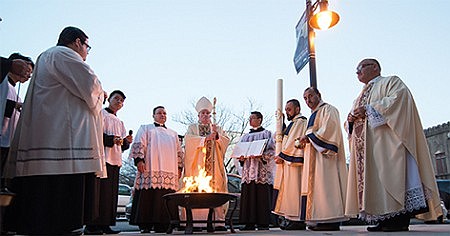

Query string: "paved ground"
[[114, 221, 450, 235]]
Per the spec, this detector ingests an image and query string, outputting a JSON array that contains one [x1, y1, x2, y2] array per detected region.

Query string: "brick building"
[[424, 122, 450, 180]]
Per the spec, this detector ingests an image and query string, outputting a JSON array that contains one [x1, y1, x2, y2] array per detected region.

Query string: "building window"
[[435, 150, 448, 177]]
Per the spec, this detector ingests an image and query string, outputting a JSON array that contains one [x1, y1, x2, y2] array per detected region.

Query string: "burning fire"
[[179, 166, 214, 193]]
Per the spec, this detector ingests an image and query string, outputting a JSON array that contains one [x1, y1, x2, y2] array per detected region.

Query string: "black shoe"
[[382, 226, 409, 232], [240, 224, 255, 231], [154, 225, 168, 233], [102, 226, 121, 234], [257, 224, 269, 230], [214, 226, 227, 231], [284, 221, 306, 230], [367, 223, 383, 232], [139, 225, 152, 233], [61, 229, 83, 236], [83, 226, 103, 235], [308, 223, 340, 231]]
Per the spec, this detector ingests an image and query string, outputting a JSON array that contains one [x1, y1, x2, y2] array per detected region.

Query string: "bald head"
[[356, 58, 381, 84]]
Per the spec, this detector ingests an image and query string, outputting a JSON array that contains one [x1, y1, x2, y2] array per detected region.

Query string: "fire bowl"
[[163, 192, 238, 234]]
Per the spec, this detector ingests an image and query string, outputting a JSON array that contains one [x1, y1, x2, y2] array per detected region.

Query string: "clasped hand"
[[348, 106, 366, 122], [205, 124, 219, 141]]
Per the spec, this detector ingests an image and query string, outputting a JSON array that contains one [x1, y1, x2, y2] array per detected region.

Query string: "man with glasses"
[[237, 111, 275, 231], [4, 26, 106, 235], [345, 58, 442, 232]]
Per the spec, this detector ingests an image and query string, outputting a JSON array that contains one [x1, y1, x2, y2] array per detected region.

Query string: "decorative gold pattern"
[[352, 82, 374, 210]]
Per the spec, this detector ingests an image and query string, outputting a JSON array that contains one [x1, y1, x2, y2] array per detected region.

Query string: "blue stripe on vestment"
[[279, 152, 304, 163], [306, 131, 338, 153]]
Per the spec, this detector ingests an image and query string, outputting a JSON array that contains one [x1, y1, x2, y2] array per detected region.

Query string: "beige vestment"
[[273, 115, 307, 221], [345, 76, 442, 222], [302, 102, 348, 223], [183, 123, 230, 224]]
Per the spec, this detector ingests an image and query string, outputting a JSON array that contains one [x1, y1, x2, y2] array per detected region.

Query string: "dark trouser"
[[239, 182, 273, 227], [4, 173, 98, 235], [129, 187, 178, 231], [85, 163, 120, 227], [0, 147, 9, 188], [378, 213, 411, 228]]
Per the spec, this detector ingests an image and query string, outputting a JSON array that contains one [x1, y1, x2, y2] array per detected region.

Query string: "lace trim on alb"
[[241, 158, 275, 185], [134, 170, 178, 190], [359, 185, 431, 223], [129, 142, 145, 159], [365, 105, 386, 128]]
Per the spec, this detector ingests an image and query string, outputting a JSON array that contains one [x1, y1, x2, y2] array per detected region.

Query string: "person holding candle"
[[272, 99, 308, 230], [84, 90, 133, 235]]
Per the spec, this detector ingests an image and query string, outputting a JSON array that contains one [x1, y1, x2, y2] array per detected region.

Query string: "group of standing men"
[[267, 91, 348, 231], [0, 26, 232, 235], [0, 25, 444, 235], [260, 59, 442, 232], [0, 25, 232, 235], [1, 26, 136, 235]]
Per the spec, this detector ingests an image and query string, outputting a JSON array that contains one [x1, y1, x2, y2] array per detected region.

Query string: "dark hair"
[[287, 99, 300, 108], [8, 53, 34, 68], [108, 90, 126, 101], [304, 86, 320, 95], [250, 111, 263, 122], [57, 26, 88, 47], [153, 106, 165, 115]]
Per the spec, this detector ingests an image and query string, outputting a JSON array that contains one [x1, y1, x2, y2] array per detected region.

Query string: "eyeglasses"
[[83, 42, 91, 52], [112, 96, 124, 103], [356, 63, 374, 72]]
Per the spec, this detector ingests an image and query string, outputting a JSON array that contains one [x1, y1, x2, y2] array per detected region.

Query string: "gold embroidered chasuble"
[[183, 123, 230, 223], [345, 76, 442, 222]]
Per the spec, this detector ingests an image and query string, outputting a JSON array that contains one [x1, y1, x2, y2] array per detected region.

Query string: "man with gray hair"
[[345, 58, 442, 232]]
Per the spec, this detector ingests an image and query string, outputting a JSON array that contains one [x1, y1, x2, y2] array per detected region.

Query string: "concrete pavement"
[[115, 223, 450, 235]]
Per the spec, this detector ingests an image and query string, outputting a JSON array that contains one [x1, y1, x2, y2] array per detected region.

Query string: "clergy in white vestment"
[[300, 87, 348, 231], [272, 99, 307, 230], [0, 56, 32, 84], [128, 106, 184, 233], [237, 111, 275, 231], [4, 26, 106, 235], [84, 90, 133, 234], [0, 53, 33, 188], [345, 58, 442, 232], [183, 96, 230, 231]]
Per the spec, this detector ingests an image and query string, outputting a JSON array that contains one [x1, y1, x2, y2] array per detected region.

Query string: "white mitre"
[[195, 96, 212, 113]]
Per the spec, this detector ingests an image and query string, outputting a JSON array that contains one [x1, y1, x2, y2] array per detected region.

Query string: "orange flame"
[[179, 166, 213, 193]]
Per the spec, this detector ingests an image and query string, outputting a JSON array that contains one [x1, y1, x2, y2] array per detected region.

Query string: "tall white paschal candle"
[[275, 78, 283, 156]]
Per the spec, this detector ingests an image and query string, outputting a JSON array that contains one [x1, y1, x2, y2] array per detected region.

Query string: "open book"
[[230, 139, 268, 158]]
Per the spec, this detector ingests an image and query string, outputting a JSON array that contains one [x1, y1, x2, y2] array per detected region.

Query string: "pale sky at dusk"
[[2, 0, 449, 143]]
